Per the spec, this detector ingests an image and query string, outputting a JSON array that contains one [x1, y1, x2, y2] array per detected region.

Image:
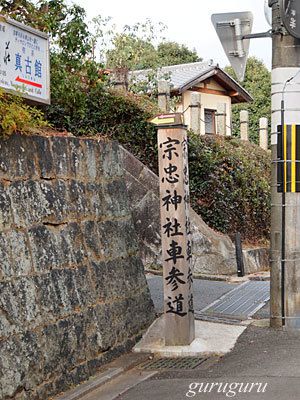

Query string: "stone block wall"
[[0, 134, 155, 400]]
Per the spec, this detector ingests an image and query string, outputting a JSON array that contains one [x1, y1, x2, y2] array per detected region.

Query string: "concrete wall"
[[0, 134, 155, 400], [121, 145, 269, 276]]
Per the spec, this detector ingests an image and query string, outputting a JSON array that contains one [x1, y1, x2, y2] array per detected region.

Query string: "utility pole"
[[270, 0, 300, 329], [212, 3, 300, 330]]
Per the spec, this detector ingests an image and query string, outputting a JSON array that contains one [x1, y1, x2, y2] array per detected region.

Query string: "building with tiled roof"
[[129, 61, 252, 135]]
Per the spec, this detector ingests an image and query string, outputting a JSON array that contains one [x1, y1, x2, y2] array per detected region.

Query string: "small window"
[[204, 109, 216, 135]]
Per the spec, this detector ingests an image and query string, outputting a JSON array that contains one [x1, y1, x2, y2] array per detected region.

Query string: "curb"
[[146, 270, 270, 282], [54, 353, 151, 400], [55, 368, 124, 400]]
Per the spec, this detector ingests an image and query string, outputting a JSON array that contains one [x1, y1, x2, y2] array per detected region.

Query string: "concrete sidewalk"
[[133, 316, 247, 357], [55, 277, 280, 400], [57, 323, 300, 400], [119, 324, 300, 400]]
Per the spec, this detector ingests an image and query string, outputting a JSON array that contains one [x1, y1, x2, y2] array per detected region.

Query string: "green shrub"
[[46, 83, 270, 243], [188, 133, 271, 243], [0, 89, 48, 137], [85, 89, 160, 172], [46, 85, 160, 172]]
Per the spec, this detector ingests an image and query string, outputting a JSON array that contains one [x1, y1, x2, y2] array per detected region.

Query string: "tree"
[[107, 38, 202, 70], [157, 41, 202, 66], [0, 0, 202, 130], [0, 0, 104, 129], [106, 38, 202, 71], [105, 19, 165, 71], [225, 57, 271, 144], [106, 34, 157, 70], [104, 21, 202, 95], [1, 0, 93, 65], [0, 0, 45, 26], [105, 21, 201, 71]]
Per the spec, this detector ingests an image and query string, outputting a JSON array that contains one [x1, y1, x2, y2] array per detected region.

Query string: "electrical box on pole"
[[211, 12, 253, 81]]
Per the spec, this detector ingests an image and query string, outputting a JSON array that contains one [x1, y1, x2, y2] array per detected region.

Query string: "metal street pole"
[[270, 0, 300, 329]]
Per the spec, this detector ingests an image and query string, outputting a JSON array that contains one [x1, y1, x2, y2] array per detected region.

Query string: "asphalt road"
[[146, 274, 270, 320], [146, 274, 237, 314]]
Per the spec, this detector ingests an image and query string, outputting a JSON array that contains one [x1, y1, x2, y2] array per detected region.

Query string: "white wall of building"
[[177, 78, 233, 136]]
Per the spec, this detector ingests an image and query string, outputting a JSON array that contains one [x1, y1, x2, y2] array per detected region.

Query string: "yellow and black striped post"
[[277, 124, 300, 193]]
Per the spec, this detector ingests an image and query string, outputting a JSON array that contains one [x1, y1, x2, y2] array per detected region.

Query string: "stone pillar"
[[157, 124, 195, 346], [216, 103, 227, 136], [240, 110, 249, 141], [259, 117, 269, 150], [114, 67, 129, 91], [189, 92, 201, 135], [158, 80, 170, 113]]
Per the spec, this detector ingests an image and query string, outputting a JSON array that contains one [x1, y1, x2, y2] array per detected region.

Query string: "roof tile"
[[129, 61, 214, 90]]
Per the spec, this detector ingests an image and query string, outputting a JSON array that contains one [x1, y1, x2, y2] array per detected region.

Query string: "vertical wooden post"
[[259, 117, 268, 151], [240, 110, 249, 141], [158, 80, 170, 113], [157, 121, 195, 346], [190, 92, 201, 135]]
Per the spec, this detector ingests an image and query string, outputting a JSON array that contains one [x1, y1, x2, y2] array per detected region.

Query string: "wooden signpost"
[[151, 113, 195, 346]]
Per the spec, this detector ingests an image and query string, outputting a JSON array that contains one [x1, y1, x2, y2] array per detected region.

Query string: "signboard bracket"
[[212, 13, 275, 80], [243, 30, 273, 39]]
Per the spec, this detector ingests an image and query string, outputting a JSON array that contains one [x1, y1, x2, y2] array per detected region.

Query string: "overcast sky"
[[74, 0, 272, 69]]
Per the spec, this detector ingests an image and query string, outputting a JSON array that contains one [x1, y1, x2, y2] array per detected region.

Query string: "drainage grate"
[[139, 357, 207, 370], [194, 312, 243, 325], [200, 281, 270, 320]]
